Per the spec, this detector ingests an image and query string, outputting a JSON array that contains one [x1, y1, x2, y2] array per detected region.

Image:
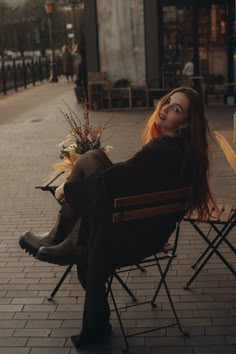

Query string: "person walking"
[[61, 45, 74, 82]]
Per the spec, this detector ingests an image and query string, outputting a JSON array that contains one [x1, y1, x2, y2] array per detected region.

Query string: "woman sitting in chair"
[[19, 87, 215, 349]]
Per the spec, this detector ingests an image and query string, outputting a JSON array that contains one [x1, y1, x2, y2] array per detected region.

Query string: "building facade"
[[85, 0, 236, 92]]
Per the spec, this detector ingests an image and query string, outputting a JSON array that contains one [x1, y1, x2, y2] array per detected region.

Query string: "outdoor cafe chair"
[[184, 203, 236, 289], [36, 180, 191, 352], [106, 186, 191, 352]]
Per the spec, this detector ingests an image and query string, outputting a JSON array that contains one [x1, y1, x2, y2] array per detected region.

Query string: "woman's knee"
[[69, 149, 112, 182]]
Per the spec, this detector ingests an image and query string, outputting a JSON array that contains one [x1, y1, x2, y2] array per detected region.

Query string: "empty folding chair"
[[184, 203, 236, 289]]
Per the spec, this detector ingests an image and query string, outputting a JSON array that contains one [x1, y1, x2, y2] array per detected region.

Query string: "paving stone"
[[30, 349, 70, 354], [11, 298, 45, 305], [13, 312, 49, 320], [185, 335, 225, 345], [0, 320, 26, 328], [0, 349, 30, 354], [225, 336, 236, 344], [22, 304, 57, 312], [13, 328, 51, 337], [193, 345, 235, 354], [25, 320, 62, 329], [151, 347, 193, 354], [49, 312, 83, 320], [0, 338, 27, 346], [0, 329, 14, 336], [26, 337, 66, 347]]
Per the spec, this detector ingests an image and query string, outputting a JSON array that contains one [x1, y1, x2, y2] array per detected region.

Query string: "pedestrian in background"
[[74, 35, 88, 101], [72, 43, 80, 80], [182, 59, 194, 85], [62, 45, 74, 82]]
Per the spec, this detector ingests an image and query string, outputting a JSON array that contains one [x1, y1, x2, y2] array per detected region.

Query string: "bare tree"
[[0, 0, 13, 56], [22, 0, 65, 55]]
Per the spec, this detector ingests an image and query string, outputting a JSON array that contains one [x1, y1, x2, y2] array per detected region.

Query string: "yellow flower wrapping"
[[52, 144, 80, 172]]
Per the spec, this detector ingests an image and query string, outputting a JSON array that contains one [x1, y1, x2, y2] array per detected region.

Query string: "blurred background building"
[[1, 0, 236, 105], [85, 0, 236, 91]]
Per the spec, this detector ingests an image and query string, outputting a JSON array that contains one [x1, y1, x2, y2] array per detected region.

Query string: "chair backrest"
[[112, 187, 192, 224], [88, 72, 106, 81]]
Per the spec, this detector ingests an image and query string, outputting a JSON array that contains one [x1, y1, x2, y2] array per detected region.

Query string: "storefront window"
[[161, 5, 193, 88], [199, 4, 227, 80], [161, 3, 228, 89]]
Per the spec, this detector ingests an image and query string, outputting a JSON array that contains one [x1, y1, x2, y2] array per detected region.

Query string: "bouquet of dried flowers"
[[52, 100, 113, 172]]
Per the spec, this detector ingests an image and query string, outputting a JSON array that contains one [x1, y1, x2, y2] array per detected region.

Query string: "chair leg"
[[162, 274, 189, 336], [153, 259, 189, 336], [211, 223, 236, 253], [184, 239, 236, 289], [123, 264, 146, 288], [48, 264, 73, 301], [185, 221, 236, 289], [109, 285, 129, 352], [151, 256, 172, 306], [190, 221, 233, 269], [190, 223, 216, 269], [136, 263, 146, 272], [114, 273, 137, 302]]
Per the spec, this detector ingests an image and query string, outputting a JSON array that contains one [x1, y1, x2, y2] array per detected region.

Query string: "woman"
[[61, 45, 74, 82], [74, 36, 88, 99], [19, 87, 215, 349]]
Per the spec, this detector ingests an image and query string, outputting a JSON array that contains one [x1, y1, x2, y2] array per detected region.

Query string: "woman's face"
[[155, 92, 190, 137]]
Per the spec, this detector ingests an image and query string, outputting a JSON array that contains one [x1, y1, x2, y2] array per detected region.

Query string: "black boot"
[[71, 323, 112, 349], [21, 150, 112, 258], [35, 218, 83, 265], [19, 202, 78, 257]]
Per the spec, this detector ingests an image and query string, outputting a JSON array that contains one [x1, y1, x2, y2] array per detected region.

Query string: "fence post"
[[45, 57, 50, 80], [39, 57, 43, 82], [1, 57, 7, 95], [31, 58, 35, 86], [22, 58, 27, 89], [13, 59, 18, 92]]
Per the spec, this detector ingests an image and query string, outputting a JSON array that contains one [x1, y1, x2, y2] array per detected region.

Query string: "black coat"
[[64, 134, 192, 265], [64, 133, 192, 336]]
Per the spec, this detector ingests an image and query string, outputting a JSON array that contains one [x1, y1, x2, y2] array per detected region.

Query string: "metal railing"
[[0, 56, 62, 95]]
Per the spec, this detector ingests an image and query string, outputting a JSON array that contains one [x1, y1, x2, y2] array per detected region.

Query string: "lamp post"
[[70, 0, 77, 43], [45, 0, 58, 82]]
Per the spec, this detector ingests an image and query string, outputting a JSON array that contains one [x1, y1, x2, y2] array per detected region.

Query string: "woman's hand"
[[55, 181, 66, 202]]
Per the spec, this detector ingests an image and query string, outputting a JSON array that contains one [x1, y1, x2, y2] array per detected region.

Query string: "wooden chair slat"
[[35, 171, 63, 189], [112, 202, 188, 224], [219, 204, 232, 222], [48, 171, 70, 189], [114, 187, 191, 209]]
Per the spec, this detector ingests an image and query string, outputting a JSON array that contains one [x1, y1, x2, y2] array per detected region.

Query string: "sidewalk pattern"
[[0, 82, 235, 354]]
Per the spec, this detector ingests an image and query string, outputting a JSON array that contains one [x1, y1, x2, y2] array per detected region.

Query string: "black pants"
[[62, 150, 113, 336], [61, 149, 174, 337]]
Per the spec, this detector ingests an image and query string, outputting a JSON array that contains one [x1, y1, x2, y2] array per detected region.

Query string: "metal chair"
[[184, 203, 236, 289], [106, 186, 192, 352]]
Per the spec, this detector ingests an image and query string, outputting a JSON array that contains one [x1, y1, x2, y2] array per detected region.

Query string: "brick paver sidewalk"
[[0, 81, 235, 354]]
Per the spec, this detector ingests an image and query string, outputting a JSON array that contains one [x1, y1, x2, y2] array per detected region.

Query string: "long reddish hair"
[[142, 87, 215, 218]]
